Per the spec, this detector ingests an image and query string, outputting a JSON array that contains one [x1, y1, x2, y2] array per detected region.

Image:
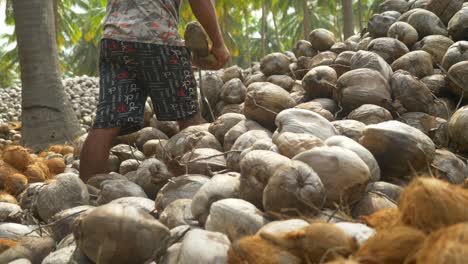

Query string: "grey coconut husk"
[[0, 202, 21, 222], [149, 118, 179, 138], [221, 78, 246, 104], [335, 68, 392, 114], [368, 14, 397, 38], [96, 179, 148, 205], [199, 73, 223, 109], [142, 139, 169, 160], [448, 105, 468, 152], [351, 191, 397, 219], [335, 51, 356, 67], [387, 21, 419, 48], [245, 72, 266, 86], [397, 112, 449, 147], [425, 0, 464, 25], [413, 35, 454, 66], [442, 41, 468, 71], [73, 203, 170, 264], [293, 146, 371, 208], [205, 198, 269, 241], [332, 120, 366, 142], [220, 103, 244, 116], [357, 37, 373, 51], [0, 223, 38, 240], [110, 144, 145, 162], [381, 10, 402, 19], [295, 102, 335, 121], [119, 159, 139, 175], [165, 125, 222, 159], [367, 37, 410, 64], [134, 158, 171, 196], [48, 205, 94, 242], [347, 104, 393, 125], [407, 9, 448, 38], [421, 74, 450, 96], [177, 229, 230, 264], [350, 50, 393, 81], [208, 113, 245, 145], [86, 173, 128, 189], [432, 149, 468, 184], [447, 61, 468, 98], [239, 150, 291, 208], [366, 181, 403, 201], [302, 66, 337, 99], [260, 52, 291, 76], [308, 51, 337, 69], [223, 119, 270, 151], [108, 196, 155, 214], [180, 148, 226, 176], [391, 50, 434, 78], [0, 236, 56, 264], [257, 219, 309, 237], [266, 75, 295, 91], [378, 0, 410, 13], [221, 65, 244, 83], [159, 199, 196, 229], [191, 172, 240, 225], [448, 6, 468, 41], [155, 174, 209, 211], [227, 130, 273, 172], [273, 132, 324, 158], [390, 70, 435, 114], [263, 160, 325, 217], [308, 28, 336, 51], [311, 98, 339, 113], [398, 8, 425, 22], [359, 120, 436, 180], [293, 40, 317, 58], [325, 135, 381, 182], [244, 82, 296, 130]]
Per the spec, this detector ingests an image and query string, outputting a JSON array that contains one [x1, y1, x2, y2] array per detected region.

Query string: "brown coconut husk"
[[351, 191, 397, 219], [273, 132, 324, 158], [293, 40, 317, 58], [391, 50, 433, 79], [409, 223, 468, 264], [354, 226, 426, 264], [309, 51, 338, 69], [431, 149, 467, 184], [367, 37, 409, 64], [295, 102, 335, 121], [2, 145, 33, 171], [347, 104, 393, 125], [390, 70, 435, 114], [45, 157, 66, 176], [308, 29, 336, 51], [3, 173, 28, 196], [387, 21, 419, 48], [399, 177, 468, 233], [413, 35, 454, 65], [47, 144, 74, 156], [260, 222, 358, 263], [325, 257, 361, 264], [0, 191, 17, 204], [266, 75, 295, 91], [368, 14, 397, 38], [302, 66, 337, 99], [447, 61, 468, 98], [260, 52, 291, 76], [442, 41, 468, 71], [378, 0, 410, 13], [23, 161, 50, 183], [448, 106, 468, 152], [350, 50, 393, 81], [426, 0, 464, 25], [407, 9, 448, 38], [448, 7, 468, 41], [0, 239, 18, 254], [361, 208, 402, 230], [421, 74, 450, 96]]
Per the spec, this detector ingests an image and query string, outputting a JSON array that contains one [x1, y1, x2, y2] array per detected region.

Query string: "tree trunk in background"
[[342, 0, 355, 39], [357, 0, 363, 32], [243, 6, 251, 66], [261, 0, 267, 57], [303, 0, 311, 39], [335, 3, 343, 41], [272, 9, 281, 51], [13, 0, 81, 151]]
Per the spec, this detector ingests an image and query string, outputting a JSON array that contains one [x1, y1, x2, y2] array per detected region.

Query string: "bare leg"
[[177, 111, 202, 130], [79, 127, 120, 183]]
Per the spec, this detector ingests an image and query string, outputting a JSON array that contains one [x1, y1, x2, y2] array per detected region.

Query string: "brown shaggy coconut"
[[410, 223, 468, 264], [413, 35, 454, 65], [273, 132, 324, 158], [293, 40, 317, 58], [399, 177, 468, 233], [361, 208, 402, 230], [391, 50, 433, 78], [442, 41, 468, 70], [260, 222, 358, 263], [407, 9, 448, 38], [347, 104, 393, 125], [368, 14, 397, 38], [387, 22, 419, 47], [2, 172, 28, 196], [260, 52, 291, 76], [2, 146, 33, 171], [293, 146, 371, 207], [448, 105, 468, 152], [335, 68, 392, 114], [23, 161, 50, 183], [45, 157, 66, 176], [425, 0, 464, 25], [359, 121, 436, 180], [302, 66, 337, 99], [244, 82, 296, 130], [73, 203, 170, 264], [47, 145, 74, 156], [448, 7, 468, 41], [0, 192, 17, 204], [308, 28, 336, 51], [354, 226, 426, 264], [350, 50, 393, 81], [367, 37, 409, 64]]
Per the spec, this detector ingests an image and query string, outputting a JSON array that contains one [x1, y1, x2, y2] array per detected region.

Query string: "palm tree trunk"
[[303, 0, 311, 39], [243, 6, 251, 66], [342, 0, 355, 40], [357, 0, 363, 32], [335, 3, 343, 41], [261, 0, 267, 57], [271, 9, 281, 51], [13, 0, 81, 150]]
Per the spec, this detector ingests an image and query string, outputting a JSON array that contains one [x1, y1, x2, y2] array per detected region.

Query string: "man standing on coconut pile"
[[79, 0, 230, 182]]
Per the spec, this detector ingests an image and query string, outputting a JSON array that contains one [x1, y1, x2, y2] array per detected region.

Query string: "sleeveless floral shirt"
[[102, 0, 184, 46]]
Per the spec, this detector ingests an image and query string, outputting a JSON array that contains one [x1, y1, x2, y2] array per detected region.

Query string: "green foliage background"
[[0, 0, 382, 87]]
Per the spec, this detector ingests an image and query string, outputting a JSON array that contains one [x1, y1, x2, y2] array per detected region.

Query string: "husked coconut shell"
[[308, 51, 337, 69], [426, 0, 463, 25], [221, 103, 243, 115], [165, 125, 222, 158], [432, 149, 467, 184], [359, 121, 436, 180], [334, 222, 376, 246], [36, 173, 89, 222], [110, 144, 145, 161], [273, 132, 324, 158], [244, 82, 296, 130], [332, 120, 366, 141], [263, 160, 325, 216], [391, 50, 433, 78], [390, 70, 435, 114], [398, 112, 449, 146], [275, 108, 338, 140], [149, 117, 179, 138], [227, 130, 273, 172], [221, 78, 246, 104], [266, 75, 295, 92], [200, 73, 223, 109], [360, 208, 401, 231], [245, 72, 266, 86], [302, 66, 337, 99], [347, 104, 393, 125], [109, 196, 155, 214], [206, 198, 269, 241], [413, 35, 454, 65], [448, 61, 468, 96], [325, 135, 381, 182], [368, 14, 397, 38], [257, 219, 309, 237], [134, 127, 168, 150], [387, 22, 419, 47], [142, 139, 169, 160], [119, 159, 139, 175], [293, 146, 371, 207], [221, 65, 244, 83], [239, 150, 290, 208], [2, 172, 27, 196], [181, 148, 226, 175], [48, 205, 94, 242], [293, 40, 317, 58], [311, 98, 339, 113], [0, 236, 56, 264], [191, 172, 240, 225], [448, 106, 468, 152], [448, 7, 468, 41], [366, 181, 403, 201], [330, 41, 357, 54], [335, 68, 392, 114], [73, 203, 170, 264], [407, 9, 448, 38], [357, 37, 373, 51], [97, 180, 148, 205], [178, 229, 230, 264], [295, 102, 335, 121], [0, 192, 17, 204], [335, 51, 356, 67], [86, 173, 127, 189], [223, 119, 270, 151], [208, 113, 245, 144], [159, 199, 195, 229], [421, 74, 449, 95], [107, 154, 121, 172], [351, 191, 397, 218], [308, 28, 336, 51], [260, 53, 291, 76], [367, 37, 410, 64], [378, 0, 410, 13], [442, 41, 468, 70], [155, 174, 209, 211]]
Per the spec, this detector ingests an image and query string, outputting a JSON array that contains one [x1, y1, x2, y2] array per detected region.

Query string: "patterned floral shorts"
[[93, 38, 199, 135]]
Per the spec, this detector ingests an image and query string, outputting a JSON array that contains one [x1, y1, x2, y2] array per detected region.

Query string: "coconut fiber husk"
[[399, 177, 468, 233], [45, 158, 66, 176], [354, 226, 426, 264], [360, 208, 402, 231], [23, 161, 49, 183], [2, 145, 33, 171], [0, 192, 17, 204], [3, 173, 28, 196]]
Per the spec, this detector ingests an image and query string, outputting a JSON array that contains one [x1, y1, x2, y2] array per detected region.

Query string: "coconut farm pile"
[[2, 0, 468, 263]]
